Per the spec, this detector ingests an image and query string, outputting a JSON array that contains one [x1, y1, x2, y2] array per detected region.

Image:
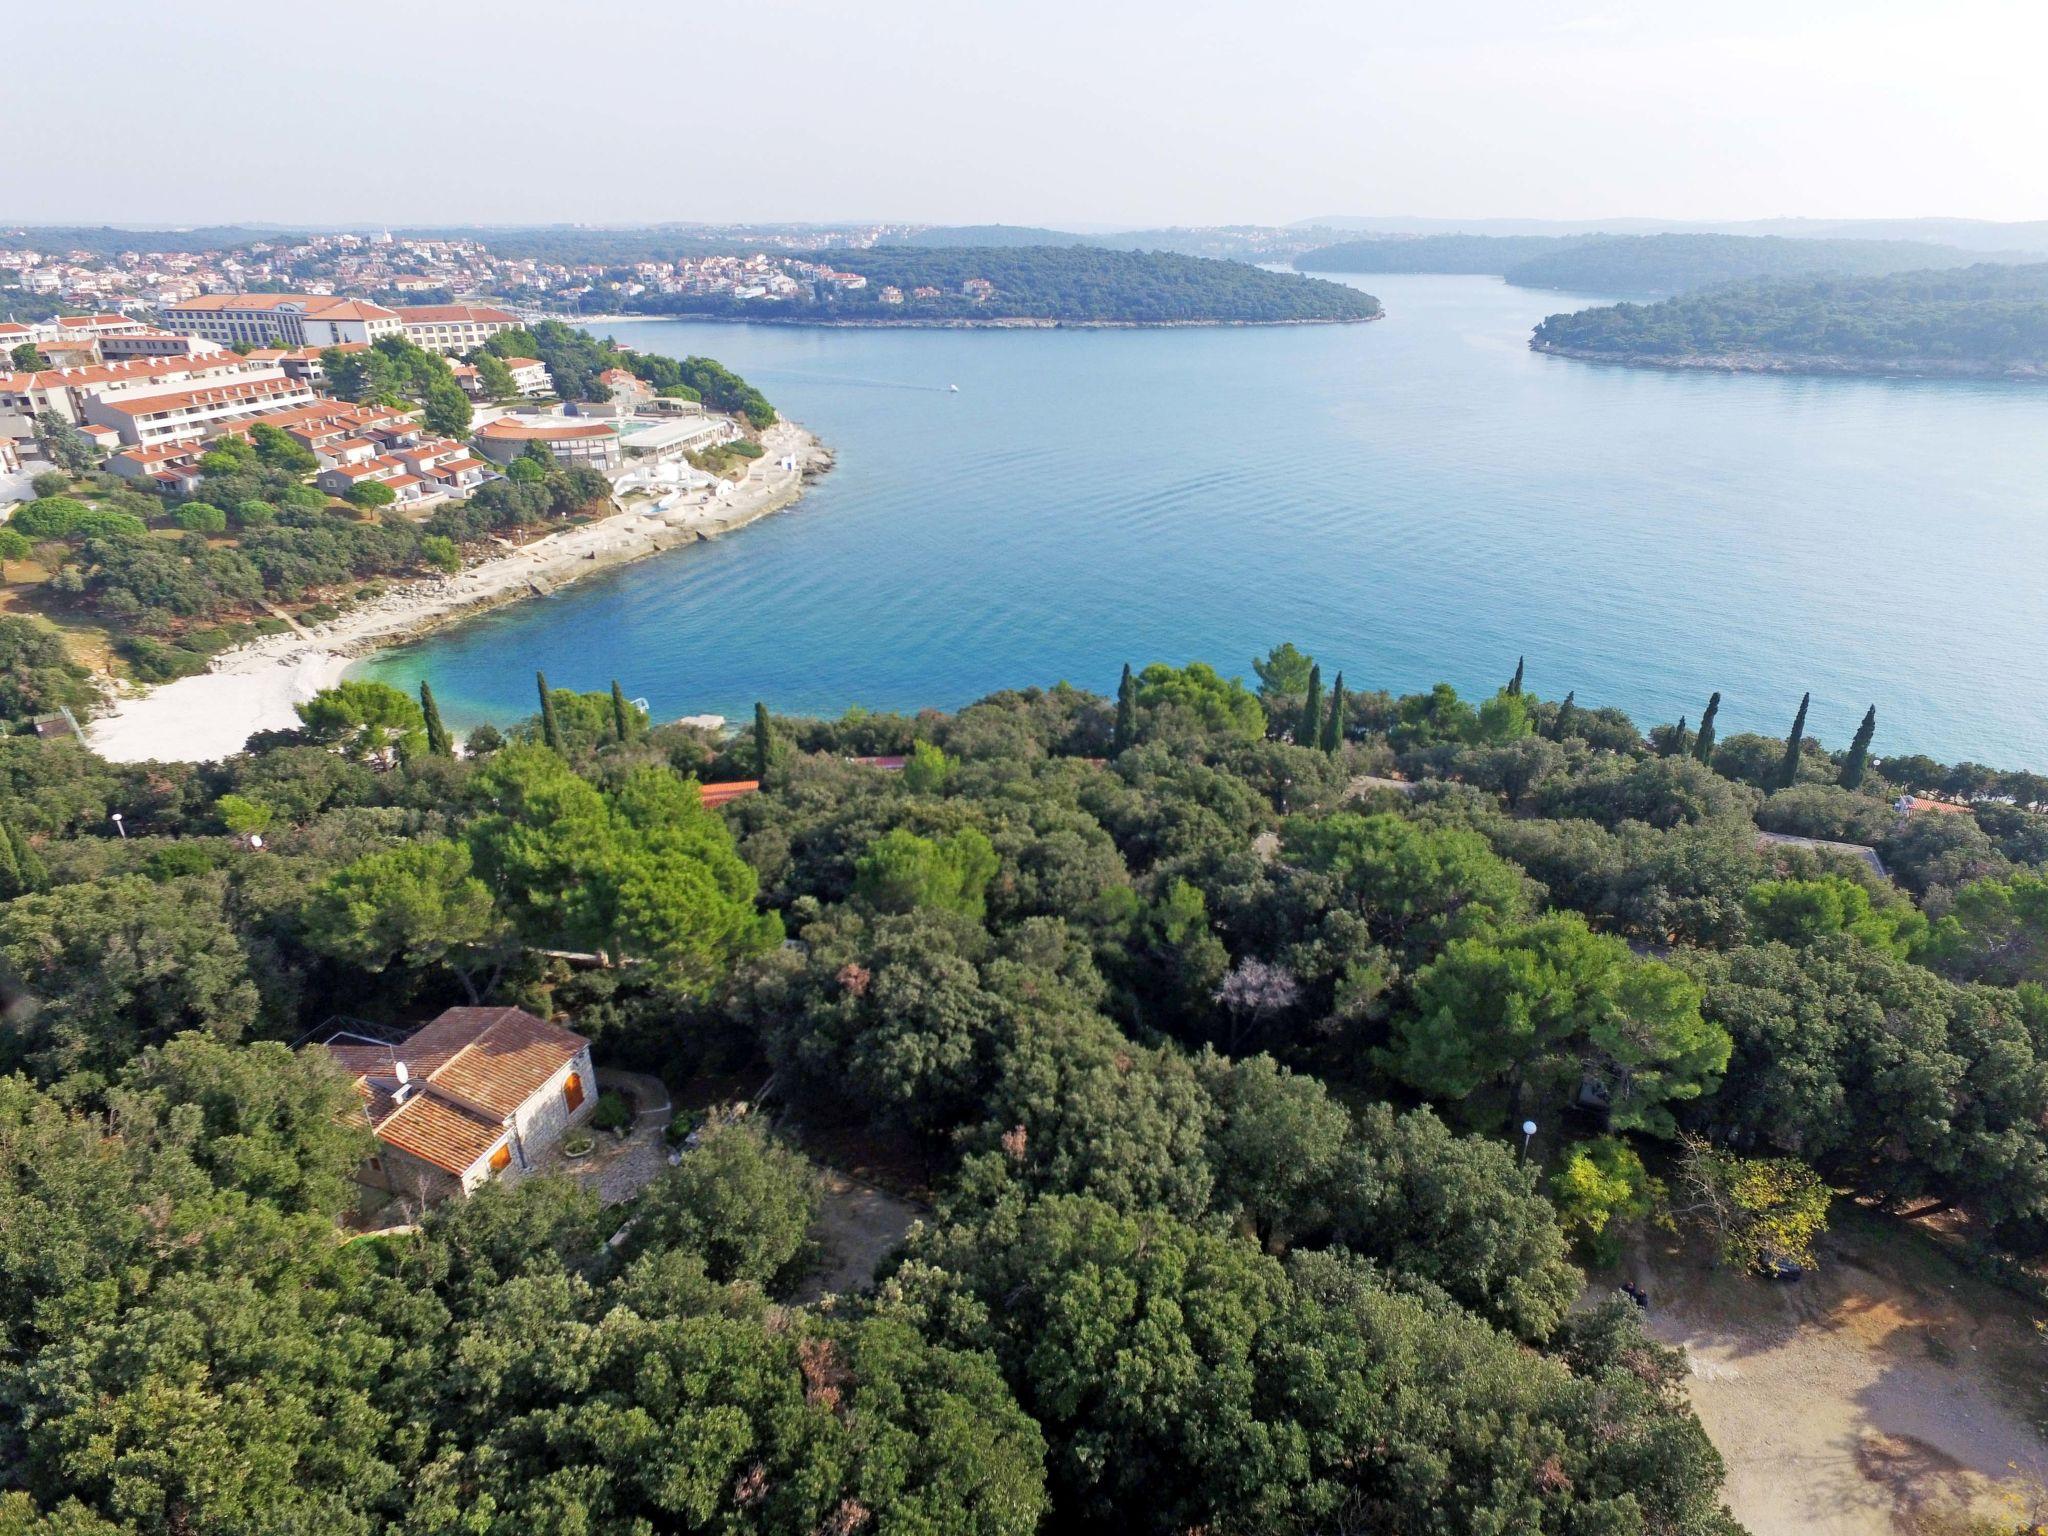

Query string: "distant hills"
[[1296, 214, 2048, 255], [1295, 231, 2027, 298], [1529, 261, 2048, 378]]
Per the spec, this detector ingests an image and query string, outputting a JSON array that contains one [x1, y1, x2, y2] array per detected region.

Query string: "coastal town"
[[0, 281, 828, 760], [0, 226, 914, 323]]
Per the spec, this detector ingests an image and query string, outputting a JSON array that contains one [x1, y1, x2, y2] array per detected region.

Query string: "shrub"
[[117, 635, 209, 684], [10, 496, 92, 538], [172, 502, 229, 534], [589, 1091, 632, 1132], [419, 534, 460, 573], [232, 499, 278, 530], [30, 471, 71, 499]]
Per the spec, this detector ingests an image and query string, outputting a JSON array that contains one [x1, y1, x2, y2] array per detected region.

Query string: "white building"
[[158, 293, 405, 349], [395, 304, 521, 354], [84, 370, 319, 448]]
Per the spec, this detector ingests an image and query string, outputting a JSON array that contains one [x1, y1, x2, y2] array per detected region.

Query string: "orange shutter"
[[488, 1143, 511, 1173], [564, 1072, 585, 1111]]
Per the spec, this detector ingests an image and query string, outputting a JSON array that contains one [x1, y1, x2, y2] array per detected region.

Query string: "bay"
[[360, 274, 2048, 767]]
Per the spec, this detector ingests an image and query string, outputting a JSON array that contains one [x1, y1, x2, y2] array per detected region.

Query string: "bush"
[[11, 496, 92, 538], [117, 635, 209, 684], [419, 534, 460, 573], [726, 439, 764, 459], [232, 499, 278, 530], [172, 502, 229, 534], [30, 471, 71, 499], [589, 1090, 632, 1132]]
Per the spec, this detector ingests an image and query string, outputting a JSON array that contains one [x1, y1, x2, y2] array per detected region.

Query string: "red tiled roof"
[[698, 780, 761, 807], [325, 1006, 587, 1176], [476, 417, 614, 442]]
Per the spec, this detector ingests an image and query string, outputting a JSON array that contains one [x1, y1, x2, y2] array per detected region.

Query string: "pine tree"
[[1692, 692, 1721, 766], [1113, 663, 1137, 754], [1841, 705, 1877, 790], [1508, 656, 1525, 697], [419, 681, 452, 758], [1778, 692, 1811, 790], [753, 701, 772, 781], [610, 679, 632, 742], [1300, 663, 1323, 749], [1322, 672, 1346, 753], [537, 671, 561, 751], [1660, 716, 1688, 758], [0, 825, 46, 899], [1551, 690, 1577, 742]]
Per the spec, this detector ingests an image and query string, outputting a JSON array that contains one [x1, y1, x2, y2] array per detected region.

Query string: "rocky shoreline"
[[86, 421, 833, 762], [1529, 339, 2048, 380]]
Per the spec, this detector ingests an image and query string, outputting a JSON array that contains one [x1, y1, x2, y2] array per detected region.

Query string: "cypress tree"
[[1660, 716, 1688, 758], [1692, 692, 1721, 765], [1113, 663, 1137, 754], [1551, 690, 1577, 742], [1300, 663, 1323, 749], [537, 671, 561, 751], [419, 680, 452, 758], [1322, 672, 1346, 754], [1, 825, 46, 898], [753, 701, 772, 781], [1841, 705, 1877, 790], [1508, 656, 1525, 698], [1778, 692, 1811, 790], [610, 679, 632, 742]]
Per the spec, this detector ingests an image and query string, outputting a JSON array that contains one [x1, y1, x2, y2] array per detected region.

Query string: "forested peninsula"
[[1531, 261, 2048, 376], [615, 246, 1384, 326], [5, 639, 2048, 1532], [1296, 231, 2011, 296]]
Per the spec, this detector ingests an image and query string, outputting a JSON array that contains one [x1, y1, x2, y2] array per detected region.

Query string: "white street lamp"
[[1520, 1119, 1538, 1162], [110, 811, 126, 840]]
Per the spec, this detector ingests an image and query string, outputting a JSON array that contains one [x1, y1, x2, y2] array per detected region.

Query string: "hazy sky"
[[13, 0, 2046, 228]]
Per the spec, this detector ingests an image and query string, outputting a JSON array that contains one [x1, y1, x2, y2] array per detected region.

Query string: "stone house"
[[326, 1006, 596, 1204]]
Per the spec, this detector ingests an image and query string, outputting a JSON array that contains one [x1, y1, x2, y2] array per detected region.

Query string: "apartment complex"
[[394, 304, 521, 354], [84, 371, 319, 448], [158, 293, 405, 349], [0, 353, 276, 440]]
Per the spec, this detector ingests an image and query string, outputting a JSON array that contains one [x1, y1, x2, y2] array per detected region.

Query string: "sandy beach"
[[87, 420, 831, 763]]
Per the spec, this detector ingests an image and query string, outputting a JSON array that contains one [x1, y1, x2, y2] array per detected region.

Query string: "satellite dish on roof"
[[248, 833, 265, 851]]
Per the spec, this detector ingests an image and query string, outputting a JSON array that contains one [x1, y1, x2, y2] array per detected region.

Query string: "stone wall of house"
[[509, 1045, 598, 1168], [373, 1143, 464, 1208]]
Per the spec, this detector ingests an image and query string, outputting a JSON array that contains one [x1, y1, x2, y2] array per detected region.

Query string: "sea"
[[357, 274, 2048, 768]]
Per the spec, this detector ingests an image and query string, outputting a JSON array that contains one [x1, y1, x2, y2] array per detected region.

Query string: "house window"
[[488, 1143, 512, 1173], [564, 1072, 585, 1112]]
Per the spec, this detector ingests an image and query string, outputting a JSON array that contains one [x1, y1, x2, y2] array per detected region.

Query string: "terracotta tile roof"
[[396, 1007, 588, 1118], [324, 1006, 587, 1176], [698, 779, 761, 807], [499, 356, 544, 369], [376, 1090, 506, 1174], [166, 293, 400, 321], [476, 417, 615, 442]]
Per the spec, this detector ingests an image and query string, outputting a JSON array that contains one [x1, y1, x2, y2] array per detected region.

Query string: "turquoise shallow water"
[[360, 274, 2048, 767]]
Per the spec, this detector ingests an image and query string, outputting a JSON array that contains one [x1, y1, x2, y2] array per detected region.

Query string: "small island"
[[1529, 261, 2048, 377], [616, 245, 1383, 327]]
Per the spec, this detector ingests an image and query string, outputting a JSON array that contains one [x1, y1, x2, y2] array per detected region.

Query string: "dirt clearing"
[[1611, 1211, 2047, 1536]]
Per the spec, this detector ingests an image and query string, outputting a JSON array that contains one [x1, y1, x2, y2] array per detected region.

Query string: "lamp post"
[[1519, 1119, 1538, 1164], [110, 811, 126, 840]]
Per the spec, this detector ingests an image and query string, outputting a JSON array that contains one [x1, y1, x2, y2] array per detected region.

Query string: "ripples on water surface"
[[360, 275, 2048, 765]]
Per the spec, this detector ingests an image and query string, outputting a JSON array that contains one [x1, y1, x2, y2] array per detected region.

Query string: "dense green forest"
[[1531, 261, 2048, 372], [1294, 233, 1593, 274], [486, 320, 777, 423], [620, 246, 1383, 325], [1503, 233, 1994, 296], [4, 643, 2048, 1532], [1294, 232, 1990, 293]]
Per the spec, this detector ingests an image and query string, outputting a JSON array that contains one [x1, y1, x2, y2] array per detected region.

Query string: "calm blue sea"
[[358, 275, 2048, 767]]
